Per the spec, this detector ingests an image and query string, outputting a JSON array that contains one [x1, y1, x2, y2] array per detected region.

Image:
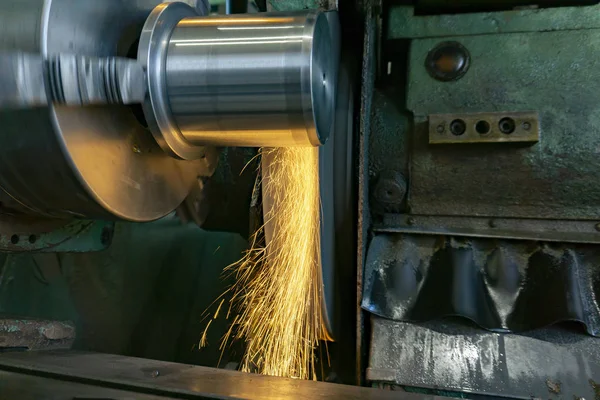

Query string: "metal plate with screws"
[[429, 112, 539, 144]]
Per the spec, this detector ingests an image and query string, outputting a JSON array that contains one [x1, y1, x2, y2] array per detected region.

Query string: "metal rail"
[[0, 350, 444, 400]]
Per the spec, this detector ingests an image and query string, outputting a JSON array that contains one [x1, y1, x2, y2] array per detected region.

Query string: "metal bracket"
[[428, 111, 539, 144]]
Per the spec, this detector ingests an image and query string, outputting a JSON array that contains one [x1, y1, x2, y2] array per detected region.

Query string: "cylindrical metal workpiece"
[[139, 4, 339, 159], [166, 12, 335, 147]]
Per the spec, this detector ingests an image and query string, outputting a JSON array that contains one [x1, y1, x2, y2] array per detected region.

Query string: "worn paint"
[[407, 30, 600, 220], [388, 3, 600, 39]]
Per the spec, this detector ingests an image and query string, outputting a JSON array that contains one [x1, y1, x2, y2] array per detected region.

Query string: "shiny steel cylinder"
[[166, 12, 335, 148], [139, 4, 339, 159]]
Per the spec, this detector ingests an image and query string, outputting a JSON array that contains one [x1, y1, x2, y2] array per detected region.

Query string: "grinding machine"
[[0, 0, 338, 221], [2, 0, 600, 399]]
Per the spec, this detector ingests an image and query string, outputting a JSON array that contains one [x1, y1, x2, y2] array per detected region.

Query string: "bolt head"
[[373, 171, 407, 214], [426, 41, 471, 82]]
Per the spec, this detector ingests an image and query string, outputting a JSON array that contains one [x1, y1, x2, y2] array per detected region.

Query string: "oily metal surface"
[[362, 233, 600, 336], [368, 316, 600, 399], [0, 0, 214, 221], [0, 350, 446, 400], [407, 30, 600, 220]]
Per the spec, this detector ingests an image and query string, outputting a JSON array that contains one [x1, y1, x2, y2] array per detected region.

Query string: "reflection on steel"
[[140, 3, 340, 158], [0, 350, 442, 400]]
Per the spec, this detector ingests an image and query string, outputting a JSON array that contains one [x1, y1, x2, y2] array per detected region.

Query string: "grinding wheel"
[[261, 14, 352, 339]]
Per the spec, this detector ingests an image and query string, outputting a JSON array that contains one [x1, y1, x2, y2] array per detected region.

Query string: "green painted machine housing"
[[369, 3, 600, 226]]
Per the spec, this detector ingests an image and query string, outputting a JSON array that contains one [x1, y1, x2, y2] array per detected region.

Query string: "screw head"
[[522, 121, 531, 131], [372, 171, 407, 214], [450, 119, 467, 136], [374, 174, 407, 204], [426, 41, 471, 82], [436, 124, 445, 133]]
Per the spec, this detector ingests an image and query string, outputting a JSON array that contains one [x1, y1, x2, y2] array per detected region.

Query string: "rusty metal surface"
[[356, 2, 379, 386], [407, 30, 600, 220], [0, 318, 74, 350], [0, 350, 448, 400], [362, 233, 600, 336], [428, 112, 539, 144], [368, 316, 600, 399]]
